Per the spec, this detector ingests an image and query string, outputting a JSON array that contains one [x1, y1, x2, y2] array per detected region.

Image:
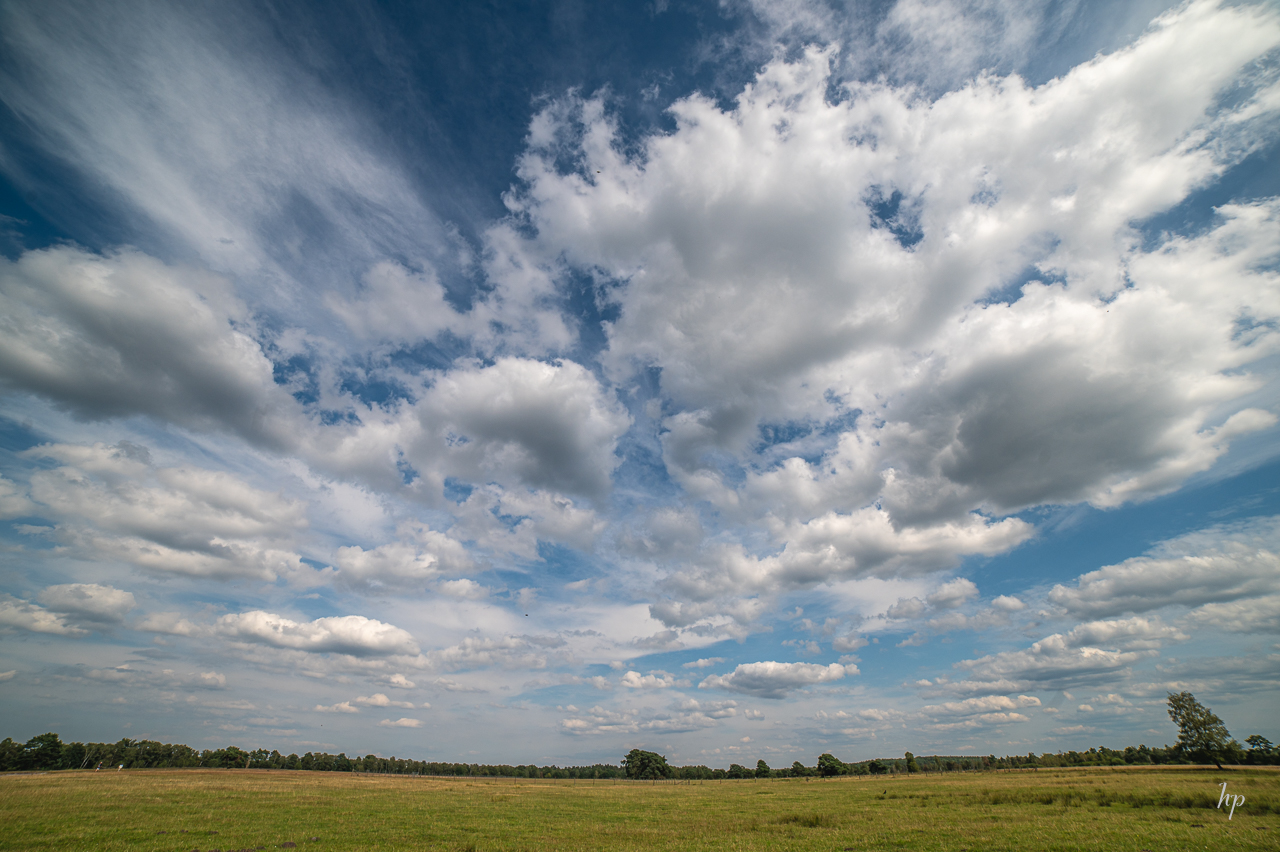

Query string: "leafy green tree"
[[1245, 735, 1276, 765], [726, 763, 750, 778], [816, 753, 845, 777], [755, 759, 771, 778], [0, 738, 21, 772], [59, 741, 87, 770], [867, 759, 888, 775], [1166, 691, 1238, 769], [622, 748, 672, 780], [904, 752, 919, 773], [791, 760, 810, 777], [21, 733, 63, 770]]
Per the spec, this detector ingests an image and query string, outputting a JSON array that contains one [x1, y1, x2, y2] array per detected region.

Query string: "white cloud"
[[427, 635, 554, 672], [0, 248, 296, 446], [1063, 617, 1188, 651], [620, 670, 682, 689], [438, 578, 491, 600], [920, 694, 1041, 717], [698, 661, 848, 699], [196, 671, 227, 688], [682, 657, 725, 669], [499, 0, 1280, 625], [0, 475, 35, 518], [411, 357, 631, 500], [0, 594, 85, 636], [315, 701, 359, 713], [947, 617, 1188, 694], [0, 2, 452, 297], [832, 634, 869, 652], [20, 441, 318, 584], [0, 670, 16, 681], [432, 677, 487, 693], [136, 612, 198, 636], [886, 597, 927, 620], [927, 578, 979, 609], [387, 674, 416, 689], [334, 525, 472, 593], [991, 595, 1026, 612], [560, 698, 737, 735], [354, 693, 416, 709], [378, 717, 422, 728], [37, 583, 135, 623], [326, 261, 465, 345], [1048, 516, 1280, 617], [1187, 594, 1280, 634], [216, 611, 419, 657]]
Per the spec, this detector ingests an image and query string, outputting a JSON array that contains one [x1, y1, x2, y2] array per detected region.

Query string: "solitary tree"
[[622, 748, 672, 779], [791, 760, 810, 777], [755, 759, 771, 778], [904, 752, 919, 773], [1166, 691, 1237, 769]]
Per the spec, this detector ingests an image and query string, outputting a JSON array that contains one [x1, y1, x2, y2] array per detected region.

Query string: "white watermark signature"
[[1217, 782, 1245, 820]]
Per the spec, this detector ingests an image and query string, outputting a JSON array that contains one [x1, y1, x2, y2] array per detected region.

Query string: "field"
[[1, 766, 1276, 851]]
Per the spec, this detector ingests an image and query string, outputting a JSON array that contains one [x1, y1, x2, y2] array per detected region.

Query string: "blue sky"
[[1, 0, 1279, 767]]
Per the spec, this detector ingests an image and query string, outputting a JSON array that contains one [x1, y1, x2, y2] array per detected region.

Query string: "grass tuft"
[[775, 813, 833, 827]]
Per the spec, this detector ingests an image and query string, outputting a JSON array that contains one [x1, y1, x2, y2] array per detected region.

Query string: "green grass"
[[1, 766, 1276, 851]]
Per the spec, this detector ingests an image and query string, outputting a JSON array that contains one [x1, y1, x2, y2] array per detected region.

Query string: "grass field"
[[1, 765, 1275, 851]]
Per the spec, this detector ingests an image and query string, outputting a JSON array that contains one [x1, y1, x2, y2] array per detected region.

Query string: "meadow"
[[1, 765, 1275, 851]]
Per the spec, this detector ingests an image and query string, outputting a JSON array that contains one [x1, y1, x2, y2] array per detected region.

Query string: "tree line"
[[4, 692, 1274, 777]]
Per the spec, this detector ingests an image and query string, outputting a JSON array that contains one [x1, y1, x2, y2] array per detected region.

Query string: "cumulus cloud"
[[498, 0, 1280, 625], [927, 578, 979, 609], [216, 611, 419, 657], [1048, 516, 1280, 617], [699, 661, 848, 699], [135, 612, 199, 636], [832, 634, 869, 652], [378, 717, 422, 728], [560, 698, 738, 735], [887, 597, 928, 620], [0, 248, 296, 446], [1187, 594, 1280, 634], [0, 594, 86, 636], [437, 578, 491, 600], [18, 441, 318, 584], [333, 524, 473, 593], [315, 701, 359, 713], [355, 692, 416, 709], [920, 694, 1041, 717], [0, 475, 35, 518], [949, 617, 1188, 694], [620, 670, 683, 689], [410, 357, 631, 500], [37, 583, 135, 623], [427, 635, 555, 672], [326, 261, 465, 345]]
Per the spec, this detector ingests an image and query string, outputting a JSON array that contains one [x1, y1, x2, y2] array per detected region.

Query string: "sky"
[[0, 0, 1278, 768]]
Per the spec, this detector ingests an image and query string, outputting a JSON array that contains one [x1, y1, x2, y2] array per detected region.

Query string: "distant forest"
[[4, 733, 1277, 778]]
